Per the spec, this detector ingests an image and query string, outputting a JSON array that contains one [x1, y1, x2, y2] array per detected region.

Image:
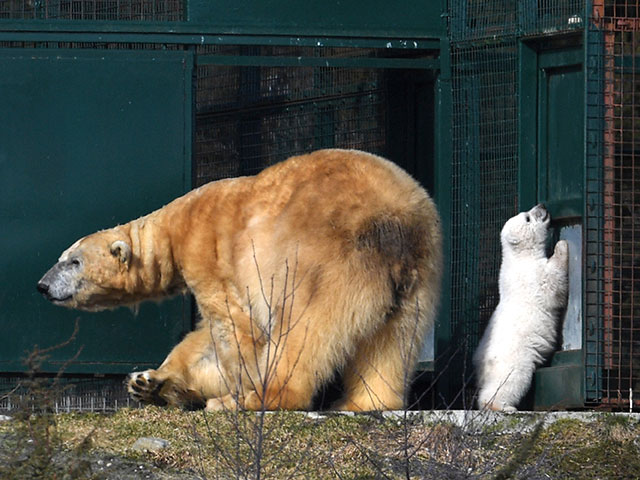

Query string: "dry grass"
[[2, 407, 639, 479]]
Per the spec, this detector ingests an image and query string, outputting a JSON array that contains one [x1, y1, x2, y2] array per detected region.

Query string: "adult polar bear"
[[473, 204, 568, 411], [37, 149, 442, 411]]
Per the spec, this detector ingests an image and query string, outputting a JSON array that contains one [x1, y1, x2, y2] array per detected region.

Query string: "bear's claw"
[[126, 370, 166, 406]]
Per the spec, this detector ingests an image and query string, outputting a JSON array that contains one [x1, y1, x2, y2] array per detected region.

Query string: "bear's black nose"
[[37, 281, 51, 299]]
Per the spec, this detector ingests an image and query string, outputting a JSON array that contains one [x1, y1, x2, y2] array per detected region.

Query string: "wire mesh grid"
[[586, 0, 640, 408], [449, 0, 585, 42], [449, 0, 518, 41], [194, 48, 389, 185], [0, 376, 134, 413], [449, 41, 519, 361], [530, 0, 586, 34], [0, 0, 184, 21]]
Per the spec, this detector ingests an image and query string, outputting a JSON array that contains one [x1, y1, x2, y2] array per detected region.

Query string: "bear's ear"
[[110, 240, 131, 266]]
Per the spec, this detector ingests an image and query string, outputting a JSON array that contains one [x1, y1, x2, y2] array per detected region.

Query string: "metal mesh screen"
[[0, 375, 133, 413], [586, 1, 640, 409], [0, 0, 184, 21], [194, 48, 389, 185], [449, 41, 519, 384], [448, 4, 521, 398], [449, 0, 584, 42]]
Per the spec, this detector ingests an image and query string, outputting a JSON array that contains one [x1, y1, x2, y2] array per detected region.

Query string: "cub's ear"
[[110, 240, 131, 266], [503, 231, 520, 247]]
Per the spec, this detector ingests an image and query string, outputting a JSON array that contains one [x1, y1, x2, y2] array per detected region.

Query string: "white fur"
[[59, 239, 82, 262], [473, 204, 569, 411]]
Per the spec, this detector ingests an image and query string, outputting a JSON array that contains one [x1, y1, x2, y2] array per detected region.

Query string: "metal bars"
[[449, 0, 584, 43], [586, 0, 640, 409], [0, 0, 184, 21], [449, 41, 520, 364], [0, 376, 132, 413], [448, 3, 521, 402]]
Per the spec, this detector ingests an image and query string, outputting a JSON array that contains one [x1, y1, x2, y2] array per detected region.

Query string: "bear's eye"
[[525, 215, 530, 223], [71, 259, 81, 267]]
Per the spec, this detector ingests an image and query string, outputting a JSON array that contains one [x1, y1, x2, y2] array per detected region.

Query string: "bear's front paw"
[[127, 370, 166, 406]]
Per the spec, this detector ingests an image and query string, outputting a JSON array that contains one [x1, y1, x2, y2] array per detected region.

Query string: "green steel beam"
[[186, 0, 445, 38], [0, 22, 442, 49], [184, 46, 195, 194], [518, 40, 538, 210], [196, 55, 439, 70], [0, 0, 446, 39], [583, 10, 604, 406], [433, 37, 454, 400]]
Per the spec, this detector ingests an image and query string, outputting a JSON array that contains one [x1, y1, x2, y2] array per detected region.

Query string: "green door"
[[520, 44, 585, 409], [0, 48, 193, 374], [537, 50, 584, 218]]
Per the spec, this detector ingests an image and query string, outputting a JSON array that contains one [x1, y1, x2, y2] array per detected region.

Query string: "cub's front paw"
[[554, 239, 569, 258], [127, 370, 166, 406]]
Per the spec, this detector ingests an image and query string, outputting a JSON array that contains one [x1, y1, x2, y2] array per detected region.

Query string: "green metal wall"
[[0, 48, 193, 373], [187, 0, 444, 37]]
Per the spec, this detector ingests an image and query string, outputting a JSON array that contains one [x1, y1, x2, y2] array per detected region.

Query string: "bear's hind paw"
[[205, 393, 243, 411]]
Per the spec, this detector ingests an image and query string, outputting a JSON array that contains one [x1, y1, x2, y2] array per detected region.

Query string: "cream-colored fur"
[[38, 149, 442, 411], [473, 204, 569, 412]]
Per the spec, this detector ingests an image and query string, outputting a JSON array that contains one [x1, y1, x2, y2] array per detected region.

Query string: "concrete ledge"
[[305, 410, 640, 434]]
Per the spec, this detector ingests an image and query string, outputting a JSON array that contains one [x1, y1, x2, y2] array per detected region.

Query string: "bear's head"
[[37, 229, 134, 311], [500, 204, 551, 256]]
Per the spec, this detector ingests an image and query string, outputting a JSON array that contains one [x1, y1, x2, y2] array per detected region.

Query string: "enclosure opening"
[[193, 46, 437, 193], [193, 47, 439, 405]]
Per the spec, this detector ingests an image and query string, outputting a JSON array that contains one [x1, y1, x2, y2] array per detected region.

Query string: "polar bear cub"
[[473, 204, 569, 411]]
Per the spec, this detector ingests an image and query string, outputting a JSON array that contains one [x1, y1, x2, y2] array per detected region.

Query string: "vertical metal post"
[[434, 36, 454, 406], [603, 29, 615, 372]]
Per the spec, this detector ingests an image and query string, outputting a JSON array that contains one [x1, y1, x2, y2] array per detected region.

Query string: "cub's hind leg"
[[128, 324, 230, 409]]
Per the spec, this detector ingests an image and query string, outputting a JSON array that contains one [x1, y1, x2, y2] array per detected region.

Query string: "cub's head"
[[37, 229, 134, 311], [500, 204, 551, 255]]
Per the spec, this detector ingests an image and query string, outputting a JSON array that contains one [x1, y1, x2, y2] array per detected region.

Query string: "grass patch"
[[1, 408, 639, 479], [534, 416, 640, 479]]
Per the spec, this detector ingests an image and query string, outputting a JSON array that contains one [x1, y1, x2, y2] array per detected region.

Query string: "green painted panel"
[[187, 0, 445, 37], [534, 350, 584, 410], [538, 56, 584, 219], [0, 48, 193, 374]]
